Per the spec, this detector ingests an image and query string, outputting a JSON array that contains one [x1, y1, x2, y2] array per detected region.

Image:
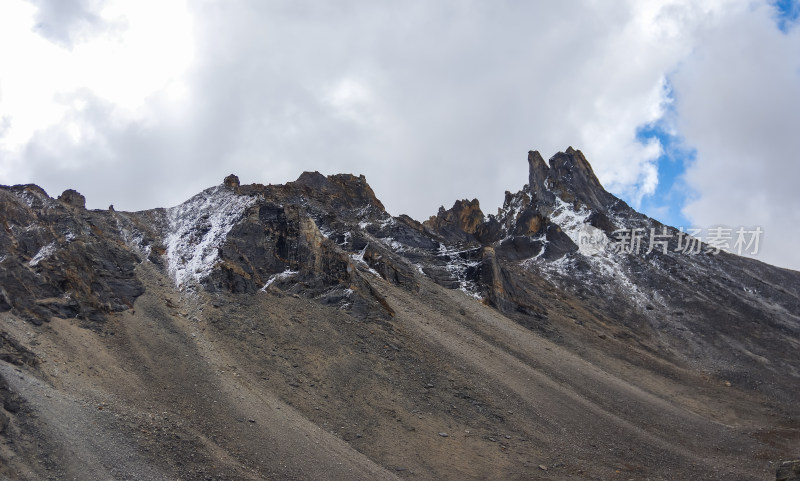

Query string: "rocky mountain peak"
[[545, 148, 617, 213], [1, 149, 799, 480], [57, 189, 86, 209], [527, 150, 555, 208], [291, 171, 385, 212], [422, 149, 623, 257], [526, 147, 619, 215], [424, 199, 485, 243], [223, 174, 241, 191], [294, 171, 327, 189]]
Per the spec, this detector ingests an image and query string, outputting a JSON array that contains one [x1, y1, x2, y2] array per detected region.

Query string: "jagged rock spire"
[[527, 147, 617, 213], [527, 151, 555, 208]]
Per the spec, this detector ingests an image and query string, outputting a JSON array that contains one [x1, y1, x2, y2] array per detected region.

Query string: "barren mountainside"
[[0, 148, 798, 480]]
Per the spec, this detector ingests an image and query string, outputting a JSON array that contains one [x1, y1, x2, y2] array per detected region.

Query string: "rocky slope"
[[0, 148, 798, 480]]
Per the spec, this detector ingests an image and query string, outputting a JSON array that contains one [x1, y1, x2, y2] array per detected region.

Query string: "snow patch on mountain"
[[350, 244, 382, 277], [548, 196, 591, 244], [29, 242, 57, 267], [165, 187, 257, 289], [531, 197, 651, 304], [113, 214, 152, 260], [438, 243, 482, 299], [378, 237, 405, 252], [260, 269, 299, 291]]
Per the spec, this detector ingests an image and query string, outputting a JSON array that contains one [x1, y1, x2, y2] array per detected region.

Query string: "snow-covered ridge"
[[165, 186, 257, 289], [358, 210, 394, 231], [378, 236, 405, 252]]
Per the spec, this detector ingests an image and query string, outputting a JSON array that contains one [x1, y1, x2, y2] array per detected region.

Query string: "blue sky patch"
[[628, 82, 696, 229], [625, 2, 797, 230], [635, 123, 695, 229], [772, 0, 800, 32]]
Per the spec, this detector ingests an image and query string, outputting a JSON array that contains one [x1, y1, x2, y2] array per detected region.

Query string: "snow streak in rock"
[[438, 243, 482, 299], [29, 242, 57, 267], [260, 269, 299, 291]]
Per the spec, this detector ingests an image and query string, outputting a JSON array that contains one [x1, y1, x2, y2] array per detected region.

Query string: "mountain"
[[0, 149, 798, 480]]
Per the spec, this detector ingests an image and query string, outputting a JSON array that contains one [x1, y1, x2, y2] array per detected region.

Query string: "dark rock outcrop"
[[224, 174, 241, 190], [57, 189, 86, 209], [223, 174, 242, 196], [527, 150, 555, 208], [290, 172, 385, 213], [778, 461, 800, 481], [0, 186, 145, 325], [424, 199, 485, 244], [545, 147, 617, 212]]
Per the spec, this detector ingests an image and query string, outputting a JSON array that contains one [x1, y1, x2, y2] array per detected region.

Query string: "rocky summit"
[[0, 149, 798, 480]]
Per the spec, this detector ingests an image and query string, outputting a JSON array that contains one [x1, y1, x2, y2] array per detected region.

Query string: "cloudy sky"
[[1, 0, 799, 270]]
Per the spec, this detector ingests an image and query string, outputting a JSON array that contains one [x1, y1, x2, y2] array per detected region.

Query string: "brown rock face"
[[210, 202, 350, 294], [57, 189, 86, 209], [291, 172, 385, 212], [224, 174, 241, 191], [424, 199, 484, 243]]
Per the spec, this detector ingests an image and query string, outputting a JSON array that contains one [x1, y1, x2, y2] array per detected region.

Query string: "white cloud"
[[0, 0, 193, 160], [324, 76, 377, 124], [672, 1, 800, 270]]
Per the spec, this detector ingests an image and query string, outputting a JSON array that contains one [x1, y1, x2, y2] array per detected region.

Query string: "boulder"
[[57, 189, 86, 209], [777, 460, 800, 481], [224, 174, 241, 191]]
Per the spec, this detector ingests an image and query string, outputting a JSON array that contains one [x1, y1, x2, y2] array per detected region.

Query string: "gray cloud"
[[673, 2, 800, 270], [26, 0, 113, 48], [15, 2, 678, 208]]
